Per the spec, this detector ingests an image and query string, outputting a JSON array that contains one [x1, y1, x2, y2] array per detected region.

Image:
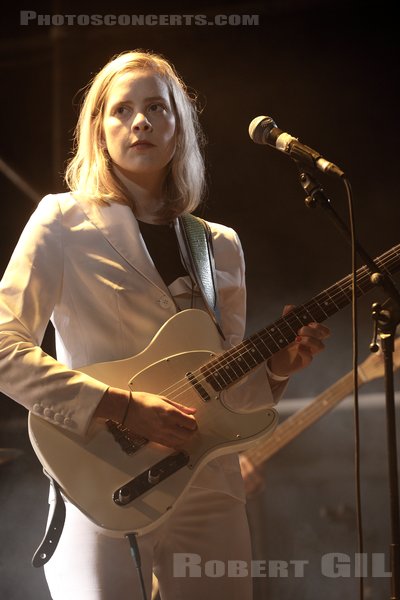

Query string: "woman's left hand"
[[269, 304, 331, 378]]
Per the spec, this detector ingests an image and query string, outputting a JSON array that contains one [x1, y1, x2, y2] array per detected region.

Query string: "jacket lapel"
[[73, 194, 169, 292]]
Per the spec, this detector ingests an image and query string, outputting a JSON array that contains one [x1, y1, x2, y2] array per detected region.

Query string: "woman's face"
[[102, 69, 177, 187]]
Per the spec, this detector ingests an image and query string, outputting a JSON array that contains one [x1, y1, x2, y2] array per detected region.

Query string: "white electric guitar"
[[28, 243, 400, 534]]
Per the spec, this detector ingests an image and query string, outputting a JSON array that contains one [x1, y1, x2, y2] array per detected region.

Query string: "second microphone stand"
[[297, 164, 400, 599]]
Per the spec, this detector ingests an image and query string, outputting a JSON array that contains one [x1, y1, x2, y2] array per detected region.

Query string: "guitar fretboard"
[[201, 243, 400, 391]]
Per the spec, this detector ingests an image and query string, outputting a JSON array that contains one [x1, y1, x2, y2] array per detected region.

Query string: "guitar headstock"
[[358, 337, 400, 384]]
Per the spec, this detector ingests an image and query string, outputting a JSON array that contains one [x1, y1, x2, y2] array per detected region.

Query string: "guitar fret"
[[209, 370, 228, 390], [232, 346, 248, 375], [313, 293, 340, 319], [223, 354, 245, 380], [336, 282, 352, 303], [272, 323, 287, 341], [268, 325, 289, 348], [248, 339, 266, 363], [295, 309, 318, 324], [316, 299, 336, 318], [358, 268, 376, 295], [288, 311, 305, 328], [302, 302, 328, 322], [234, 354, 249, 374], [252, 332, 276, 359], [282, 319, 298, 336], [336, 282, 361, 309], [203, 345, 247, 389], [263, 328, 282, 351], [238, 349, 255, 370], [218, 364, 235, 385], [324, 289, 341, 309], [276, 320, 297, 341], [202, 361, 228, 390], [222, 344, 258, 382], [214, 366, 231, 387]]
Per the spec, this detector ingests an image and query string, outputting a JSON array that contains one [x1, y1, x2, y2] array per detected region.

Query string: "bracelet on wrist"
[[121, 392, 131, 426], [266, 360, 289, 382]]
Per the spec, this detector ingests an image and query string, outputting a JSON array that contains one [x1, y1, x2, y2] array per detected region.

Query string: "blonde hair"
[[65, 50, 206, 221]]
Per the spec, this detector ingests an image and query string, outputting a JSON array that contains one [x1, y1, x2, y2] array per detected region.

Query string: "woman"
[[0, 51, 329, 599]]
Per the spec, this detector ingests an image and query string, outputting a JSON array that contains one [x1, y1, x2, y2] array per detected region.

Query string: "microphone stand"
[[371, 301, 400, 600], [296, 165, 400, 599]]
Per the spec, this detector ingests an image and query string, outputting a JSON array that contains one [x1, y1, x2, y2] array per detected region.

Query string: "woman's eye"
[[114, 105, 130, 116], [148, 103, 165, 113]]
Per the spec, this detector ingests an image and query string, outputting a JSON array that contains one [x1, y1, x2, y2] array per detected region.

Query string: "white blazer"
[[0, 193, 282, 499]]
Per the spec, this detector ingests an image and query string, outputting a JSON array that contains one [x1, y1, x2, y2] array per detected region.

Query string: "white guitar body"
[[29, 309, 278, 535]]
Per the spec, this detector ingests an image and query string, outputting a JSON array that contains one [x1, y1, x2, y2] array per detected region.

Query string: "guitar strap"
[[33, 213, 224, 567], [175, 214, 225, 341], [32, 470, 66, 567]]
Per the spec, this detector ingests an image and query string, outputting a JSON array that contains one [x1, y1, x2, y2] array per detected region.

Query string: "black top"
[[137, 220, 187, 286]]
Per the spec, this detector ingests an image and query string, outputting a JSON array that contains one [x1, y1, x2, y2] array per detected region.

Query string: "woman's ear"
[[100, 139, 110, 157], [100, 140, 111, 163]]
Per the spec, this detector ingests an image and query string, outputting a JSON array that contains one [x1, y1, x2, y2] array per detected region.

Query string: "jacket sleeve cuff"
[[265, 360, 290, 382]]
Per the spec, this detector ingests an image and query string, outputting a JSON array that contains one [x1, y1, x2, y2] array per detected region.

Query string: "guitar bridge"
[[106, 420, 148, 455], [113, 451, 189, 505]]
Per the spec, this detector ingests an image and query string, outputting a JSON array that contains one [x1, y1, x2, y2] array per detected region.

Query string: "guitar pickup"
[[185, 371, 210, 402], [113, 451, 190, 505]]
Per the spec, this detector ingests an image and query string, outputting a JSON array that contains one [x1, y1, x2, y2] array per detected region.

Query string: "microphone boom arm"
[[297, 166, 400, 307]]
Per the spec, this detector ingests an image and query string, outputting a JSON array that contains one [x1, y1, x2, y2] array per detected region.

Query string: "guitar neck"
[[200, 244, 400, 392], [245, 370, 356, 466]]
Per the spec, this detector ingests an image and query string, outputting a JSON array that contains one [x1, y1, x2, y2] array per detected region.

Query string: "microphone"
[[248, 115, 344, 177]]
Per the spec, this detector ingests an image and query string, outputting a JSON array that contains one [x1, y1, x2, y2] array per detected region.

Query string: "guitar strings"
[[155, 246, 400, 403], [154, 246, 400, 406]]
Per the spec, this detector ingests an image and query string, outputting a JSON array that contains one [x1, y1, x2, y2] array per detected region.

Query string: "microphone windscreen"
[[248, 116, 277, 144]]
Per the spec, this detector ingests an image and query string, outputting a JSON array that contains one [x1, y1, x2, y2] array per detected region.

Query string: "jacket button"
[[43, 408, 54, 419], [33, 403, 43, 414], [159, 295, 172, 309], [54, 413, 64, 423], [63, 417, 74, 427]]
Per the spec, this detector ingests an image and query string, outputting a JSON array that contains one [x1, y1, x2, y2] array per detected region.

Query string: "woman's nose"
[[132, 112, 152, 131]]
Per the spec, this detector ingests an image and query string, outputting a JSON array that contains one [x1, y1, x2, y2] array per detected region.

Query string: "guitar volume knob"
[[148, 469, 160, 485], [118, 486, 131, 505]]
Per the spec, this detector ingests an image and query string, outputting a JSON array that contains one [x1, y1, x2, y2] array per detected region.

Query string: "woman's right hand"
[[94, 387, 198, 449]]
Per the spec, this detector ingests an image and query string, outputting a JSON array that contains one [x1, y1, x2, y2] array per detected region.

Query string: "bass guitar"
[[244, 337, 400, 468]]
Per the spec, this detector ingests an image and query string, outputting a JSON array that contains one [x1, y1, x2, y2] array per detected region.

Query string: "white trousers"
[[44, 487, 253, 600]]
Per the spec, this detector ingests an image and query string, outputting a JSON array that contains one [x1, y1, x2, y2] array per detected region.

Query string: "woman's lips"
[[130, 140, 155, 148]]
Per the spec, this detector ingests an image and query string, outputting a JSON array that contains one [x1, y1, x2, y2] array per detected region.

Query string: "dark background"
[[0, 2, 399, 599], [1, 0, 399, 403]]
